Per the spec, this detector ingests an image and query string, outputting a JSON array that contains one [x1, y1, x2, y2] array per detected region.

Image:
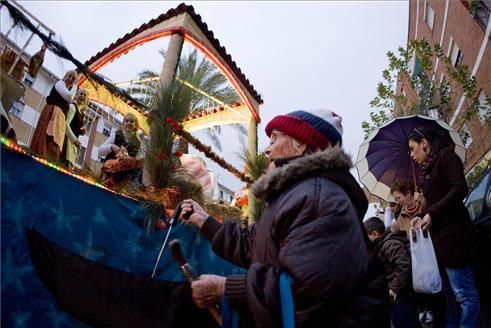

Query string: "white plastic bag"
[[409, 228, 442, 294]]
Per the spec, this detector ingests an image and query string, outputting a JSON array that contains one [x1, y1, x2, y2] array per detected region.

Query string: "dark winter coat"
[[421, 147, 478, 268], [375, 230, 412, 304], [200, 149, 389, 327]]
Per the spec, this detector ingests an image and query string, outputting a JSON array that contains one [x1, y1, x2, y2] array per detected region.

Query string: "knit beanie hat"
[[265, 109, 343, 150]]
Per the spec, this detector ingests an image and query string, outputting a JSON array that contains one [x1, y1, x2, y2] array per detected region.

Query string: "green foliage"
[[205, 203, 244, 225], [178, 50, 240, 111], [466, 157, 490, 189], [363, 38, 488, 140], [142, 78, 204, 234], [236, 147, 269, 222], [132, 49, 244, 150], [361, 110, 393, 139], [239, 151, 269, 183], [140, 49, 248, 233]]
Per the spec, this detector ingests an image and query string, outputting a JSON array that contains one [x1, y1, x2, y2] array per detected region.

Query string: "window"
[[85, 118, 93, 134], [9, 101, 24, 118], [459, 123, 473, 148], [449, 38, 463, 68], [23, 75, 35, 87], [75, 146, 86, 167], [102, 123, 112, 137], [220, 190, 224, 199], [477, 90, 490, 125], [425, 2, 435, 30], [428, 109, 441, 119], [411, 56, 421, 78], [471, 0, 491, 30]]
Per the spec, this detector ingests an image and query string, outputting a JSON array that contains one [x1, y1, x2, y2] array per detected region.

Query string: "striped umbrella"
[[356, 115, 465, 202]]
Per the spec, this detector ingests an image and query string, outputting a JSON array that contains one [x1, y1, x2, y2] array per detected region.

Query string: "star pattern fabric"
[[1, 147, 243, 327]]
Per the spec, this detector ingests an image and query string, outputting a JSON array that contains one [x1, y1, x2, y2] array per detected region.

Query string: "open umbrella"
[[356, 115, 465, 202]]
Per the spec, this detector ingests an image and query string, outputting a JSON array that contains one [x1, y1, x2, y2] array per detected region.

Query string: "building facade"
[[1, 35, 124, 175], [398, 0, 490, 173]]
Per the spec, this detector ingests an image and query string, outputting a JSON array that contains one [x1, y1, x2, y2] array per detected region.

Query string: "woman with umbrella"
[[409, 126, 480, 327]]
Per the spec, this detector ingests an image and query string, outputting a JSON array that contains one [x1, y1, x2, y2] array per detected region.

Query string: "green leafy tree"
[[364, 39, 490, 140]]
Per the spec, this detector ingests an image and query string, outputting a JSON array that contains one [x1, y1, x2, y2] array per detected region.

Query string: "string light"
[[1, 136, 138, 201]]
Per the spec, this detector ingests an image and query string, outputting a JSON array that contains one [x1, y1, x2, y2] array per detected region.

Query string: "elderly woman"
[[98, 113, 141, 183], [64, 88, 88, 170], [179, 109, 388, 327], [30, 70, 78, 160], [409, 126, 480, 327]]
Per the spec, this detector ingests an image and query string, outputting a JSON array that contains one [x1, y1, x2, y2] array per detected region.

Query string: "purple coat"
[[200, 149, 389, 327]]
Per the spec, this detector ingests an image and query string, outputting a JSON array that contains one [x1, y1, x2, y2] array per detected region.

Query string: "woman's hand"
[[180, 199, 208, 229], [191, 274, 225, 308], [411, 213, 431, 230], [389, 289, 397, 302]]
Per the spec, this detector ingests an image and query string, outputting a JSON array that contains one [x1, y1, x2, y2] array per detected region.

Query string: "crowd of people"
[[24, 70, 145, 185], [2, 68, 483, 327], [177, 112, 482, 327]]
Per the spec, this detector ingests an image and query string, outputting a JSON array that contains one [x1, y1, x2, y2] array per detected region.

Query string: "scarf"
[[418, 149, 438, 184]]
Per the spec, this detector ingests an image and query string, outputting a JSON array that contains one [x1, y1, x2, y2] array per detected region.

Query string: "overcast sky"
[[4, 1, 409, 214]]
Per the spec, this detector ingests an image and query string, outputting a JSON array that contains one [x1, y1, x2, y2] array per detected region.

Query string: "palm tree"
[[126, 49, 244, 151]]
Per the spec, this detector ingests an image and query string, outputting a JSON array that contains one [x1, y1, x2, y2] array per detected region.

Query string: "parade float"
[[1, 1, 266, 326]]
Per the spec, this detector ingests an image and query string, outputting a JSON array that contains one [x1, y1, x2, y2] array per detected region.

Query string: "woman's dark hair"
[[390, 179, 415, 195], [408, 126, 448, 151]]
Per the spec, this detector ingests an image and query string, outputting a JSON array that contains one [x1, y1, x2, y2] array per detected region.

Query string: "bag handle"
[[409, 227, 419, 251]]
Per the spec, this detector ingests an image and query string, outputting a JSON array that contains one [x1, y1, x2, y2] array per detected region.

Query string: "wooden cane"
[[169, 239, 222, 326]]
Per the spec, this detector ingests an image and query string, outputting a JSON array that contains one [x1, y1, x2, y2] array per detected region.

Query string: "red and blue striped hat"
[[265, 109, 343, 150]]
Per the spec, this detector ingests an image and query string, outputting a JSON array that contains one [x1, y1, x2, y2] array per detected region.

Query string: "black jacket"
[[201, 149, 389, 327], [421, 148, 477, 267], [375, 230, 413, 304]]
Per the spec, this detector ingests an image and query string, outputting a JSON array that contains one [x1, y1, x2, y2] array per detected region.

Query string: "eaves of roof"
[[84, 3, 263, 105]]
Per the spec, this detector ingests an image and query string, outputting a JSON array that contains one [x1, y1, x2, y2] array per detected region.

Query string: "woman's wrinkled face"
[[392, 190, 413, 207], [123, 115, 137, 132], [409, 139, 428, 164], [264, 130, 304, 162]]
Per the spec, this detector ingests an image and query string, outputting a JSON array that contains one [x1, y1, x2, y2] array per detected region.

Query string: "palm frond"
[[206, 127, 223, 152], [138, 70, 159, 81]]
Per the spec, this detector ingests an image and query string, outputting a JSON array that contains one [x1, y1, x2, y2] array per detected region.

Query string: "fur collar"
[[252, 148, 353, 201]]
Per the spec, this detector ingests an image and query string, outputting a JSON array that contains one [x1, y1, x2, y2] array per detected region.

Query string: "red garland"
[[174, 128, 253, 184], [165, 117, 180, 131]]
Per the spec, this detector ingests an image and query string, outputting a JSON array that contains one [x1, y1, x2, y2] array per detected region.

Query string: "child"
[[364, 217, 421, 328]]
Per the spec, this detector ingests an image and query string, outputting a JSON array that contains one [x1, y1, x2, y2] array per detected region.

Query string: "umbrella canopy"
[[356, 115, 465, 202]]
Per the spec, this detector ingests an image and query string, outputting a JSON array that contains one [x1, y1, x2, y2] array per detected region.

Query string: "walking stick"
[[151, 202, 186, 279], [169, 239, 222, 326]]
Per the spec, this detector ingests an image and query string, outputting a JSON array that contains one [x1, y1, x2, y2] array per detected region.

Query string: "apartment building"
[[398, 0, 490, 173]]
